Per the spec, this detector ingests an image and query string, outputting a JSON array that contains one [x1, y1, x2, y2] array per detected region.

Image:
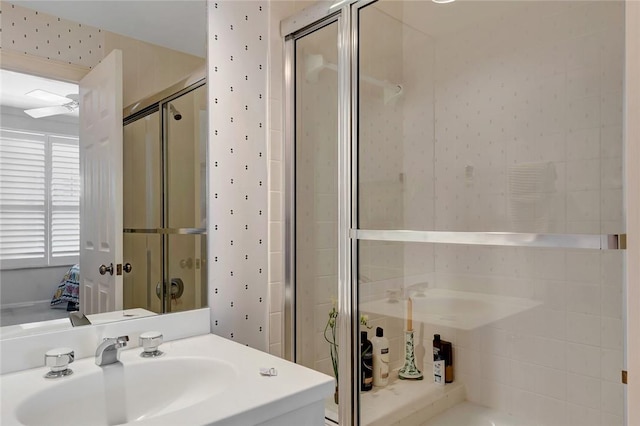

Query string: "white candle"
[[407, 297, 413, 331]]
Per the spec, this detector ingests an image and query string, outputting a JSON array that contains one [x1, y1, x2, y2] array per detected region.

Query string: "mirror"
[[0, 1, 207, 337]]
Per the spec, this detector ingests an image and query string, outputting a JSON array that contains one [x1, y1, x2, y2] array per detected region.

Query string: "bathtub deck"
[[325, 370, 465, 426]]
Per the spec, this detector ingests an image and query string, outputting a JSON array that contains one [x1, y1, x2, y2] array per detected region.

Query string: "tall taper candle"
[[407, 296, 413, 331]]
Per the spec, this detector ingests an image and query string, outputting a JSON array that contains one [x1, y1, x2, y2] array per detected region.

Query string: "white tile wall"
[[267, 0, 296, 358]]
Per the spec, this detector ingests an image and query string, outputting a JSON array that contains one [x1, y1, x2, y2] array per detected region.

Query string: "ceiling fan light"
[[25, 89, 72, 104], [432, 0, 456, 3], [24, 105, 76, 119]]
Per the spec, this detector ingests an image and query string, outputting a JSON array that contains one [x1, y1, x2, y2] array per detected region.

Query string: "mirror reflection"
[[0, 1, 207, 336]]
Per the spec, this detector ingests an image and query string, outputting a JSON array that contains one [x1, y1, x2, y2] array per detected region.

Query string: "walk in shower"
[[284, 1, 628, 425], [122, 76, 207, 314]]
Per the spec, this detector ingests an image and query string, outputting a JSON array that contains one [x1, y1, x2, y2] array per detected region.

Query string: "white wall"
[[0, 265, 72, 306]]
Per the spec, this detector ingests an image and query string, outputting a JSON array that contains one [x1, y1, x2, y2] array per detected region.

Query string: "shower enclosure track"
[[123, 228, 206, 235], [352, 229, 626, 250]]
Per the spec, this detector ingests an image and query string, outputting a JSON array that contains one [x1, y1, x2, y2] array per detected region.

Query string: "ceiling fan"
[[24, 89, 79, 119]]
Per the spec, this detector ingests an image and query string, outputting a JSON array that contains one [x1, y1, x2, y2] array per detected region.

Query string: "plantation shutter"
[[0, 129, 47, 267], [50, 136, 80, 261], [0, 129, 80, 268]]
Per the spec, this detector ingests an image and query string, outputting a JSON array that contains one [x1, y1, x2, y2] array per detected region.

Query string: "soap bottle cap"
[[376, 327, 383, 337], [361, 331, 368, 341], [434, 334, 441, 341]]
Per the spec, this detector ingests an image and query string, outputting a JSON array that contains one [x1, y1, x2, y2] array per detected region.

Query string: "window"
[[0, 128, 80, 269]]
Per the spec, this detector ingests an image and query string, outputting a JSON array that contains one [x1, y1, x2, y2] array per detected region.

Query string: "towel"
[[50, 264, 80, 310]]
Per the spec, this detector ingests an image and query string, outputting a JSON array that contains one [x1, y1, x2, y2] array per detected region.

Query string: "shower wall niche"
[[123, 80, 207, 314]]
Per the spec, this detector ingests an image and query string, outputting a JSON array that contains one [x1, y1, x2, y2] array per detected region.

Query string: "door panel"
[[79, 49, 123, 314], [293, 20, 340, 423]]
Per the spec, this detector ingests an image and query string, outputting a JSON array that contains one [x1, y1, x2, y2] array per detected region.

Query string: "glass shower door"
[[123, 111, 162, 313], [291, 19, 340, 423], [354, 1, 626, 425], [165, 84, 208, 313], [122, 81, 207, 314]]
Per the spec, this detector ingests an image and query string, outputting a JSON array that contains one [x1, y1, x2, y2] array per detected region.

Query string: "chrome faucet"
[[95, 335, 129, 366]]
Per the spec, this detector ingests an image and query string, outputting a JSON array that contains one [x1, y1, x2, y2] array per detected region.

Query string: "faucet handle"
[[44, 347, 74, 379], [139, 331, 164, 358], [105, 335, 129, 348]]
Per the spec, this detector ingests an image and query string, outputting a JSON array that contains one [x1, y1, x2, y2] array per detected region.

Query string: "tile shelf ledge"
[[360, 289, 541, 331]]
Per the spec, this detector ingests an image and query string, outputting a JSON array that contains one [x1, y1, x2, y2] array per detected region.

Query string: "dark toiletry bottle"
[[441, 340, 454, 383], [361, 331, 373, 392], [433, 334, 442, 361]]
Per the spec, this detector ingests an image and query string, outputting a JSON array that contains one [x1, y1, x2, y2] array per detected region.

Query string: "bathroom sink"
[[2, 333, 333, 426], [13, 356, 236, 426]]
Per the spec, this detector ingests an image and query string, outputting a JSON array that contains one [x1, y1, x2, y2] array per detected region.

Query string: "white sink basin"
[[9, 356, 235, 426], [2, 334, 333, 426]]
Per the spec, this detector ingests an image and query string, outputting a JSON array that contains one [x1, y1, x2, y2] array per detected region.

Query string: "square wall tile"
[[269, 312, 282, 343], [269, 281, 282, 314], [567, 373, 601, 409], [567, 312, 601, 346], [600, 348, 623, 383], [601, 380, 624, 415], [567, 342, 601, 378]]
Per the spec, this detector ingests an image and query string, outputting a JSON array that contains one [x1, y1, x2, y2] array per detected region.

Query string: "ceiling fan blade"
[[24, 105, 75, 118], [25, 89, 74, 104]]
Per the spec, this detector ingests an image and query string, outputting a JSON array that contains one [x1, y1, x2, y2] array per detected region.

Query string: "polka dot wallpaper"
[[207, 0, 269, 351], [1, 2, 104, 68]]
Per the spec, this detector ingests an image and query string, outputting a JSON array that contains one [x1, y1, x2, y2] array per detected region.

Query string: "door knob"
[[99, 263, 114, 275], [123, 263, 132, 273]]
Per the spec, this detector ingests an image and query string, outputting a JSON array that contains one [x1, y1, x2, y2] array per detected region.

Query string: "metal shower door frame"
[[282, 2, 359, 424]]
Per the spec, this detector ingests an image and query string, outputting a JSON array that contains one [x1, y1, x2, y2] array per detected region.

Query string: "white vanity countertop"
[[0, 308, 157, 340], [1, 333, 334, 426]]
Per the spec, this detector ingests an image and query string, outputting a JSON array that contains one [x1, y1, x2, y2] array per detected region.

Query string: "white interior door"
[[79, 49, 123, 314]]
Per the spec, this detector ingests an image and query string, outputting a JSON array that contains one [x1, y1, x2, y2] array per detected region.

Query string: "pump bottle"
[[371, 327, 389, 387]]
